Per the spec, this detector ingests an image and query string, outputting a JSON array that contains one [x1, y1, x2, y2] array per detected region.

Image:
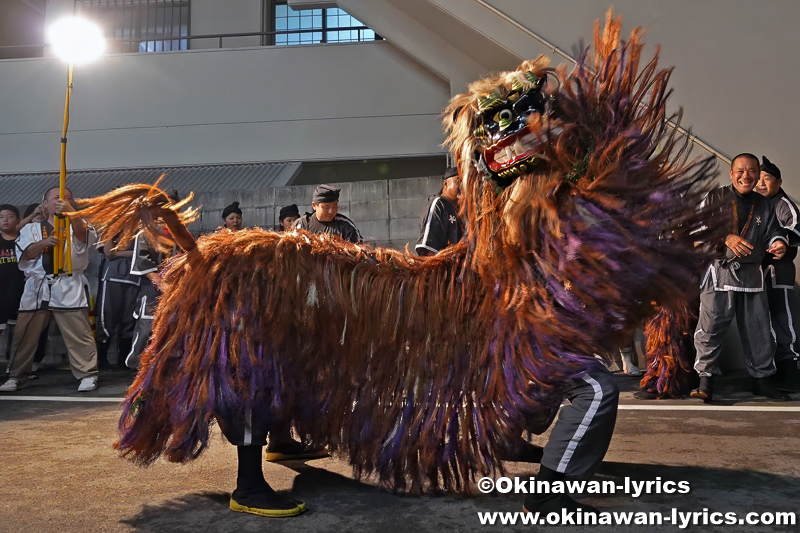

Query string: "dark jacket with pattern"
[[701, 185, 787, 292]]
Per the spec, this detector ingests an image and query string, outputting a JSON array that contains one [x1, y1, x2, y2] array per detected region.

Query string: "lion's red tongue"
[[485, 130, 543, 172]]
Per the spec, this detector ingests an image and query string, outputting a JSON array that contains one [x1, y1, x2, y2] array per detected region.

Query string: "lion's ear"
[[451, 106, 464, 123]]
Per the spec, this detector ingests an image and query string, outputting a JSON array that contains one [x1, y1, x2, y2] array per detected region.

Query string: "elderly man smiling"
[[692, 153, 789, 402]]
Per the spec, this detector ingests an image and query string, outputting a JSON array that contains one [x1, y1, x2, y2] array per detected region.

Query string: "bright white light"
[[48, 17, 105, 64]]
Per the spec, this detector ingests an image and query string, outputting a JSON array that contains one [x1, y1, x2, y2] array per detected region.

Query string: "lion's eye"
[[494, 109, 513, 130]]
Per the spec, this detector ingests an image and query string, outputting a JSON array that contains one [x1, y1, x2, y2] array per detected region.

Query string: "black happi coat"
[[415, 196, 463, 255], [296, 213, 362, 244], [702, 184, 787, 291]]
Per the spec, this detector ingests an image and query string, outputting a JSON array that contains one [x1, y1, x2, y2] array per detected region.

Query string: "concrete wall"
[[0, 0, 46, 60], [189, 175, 442, 249], [0, 41, 449, 174]]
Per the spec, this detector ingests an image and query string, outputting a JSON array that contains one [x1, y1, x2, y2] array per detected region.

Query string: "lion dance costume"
[[75, 12, 725, 515]]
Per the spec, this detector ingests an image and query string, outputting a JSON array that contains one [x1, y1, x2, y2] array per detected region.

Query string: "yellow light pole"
[[47, 17, 104, 274]]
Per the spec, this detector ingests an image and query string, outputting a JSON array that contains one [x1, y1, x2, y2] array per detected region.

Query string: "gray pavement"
[[1, 368, 799, 532]]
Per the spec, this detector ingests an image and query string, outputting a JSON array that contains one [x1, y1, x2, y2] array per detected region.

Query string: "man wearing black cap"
[[278, 204, 300, 231], [692, 153, 789, 401], [295, 185, 362, 243], [221, 202, 243, 231], [415, 168, 463, 256], [756, 155, 800, 393]]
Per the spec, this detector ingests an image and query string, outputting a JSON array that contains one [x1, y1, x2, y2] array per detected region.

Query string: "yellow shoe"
[[229, 493, 306, 517]]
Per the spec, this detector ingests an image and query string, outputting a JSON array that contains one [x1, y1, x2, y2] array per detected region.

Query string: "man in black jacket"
[[415, 167, 463, 256], [692, 153, 788, 402], [295, 185, 362, 244], [692, 153, 789, 401]]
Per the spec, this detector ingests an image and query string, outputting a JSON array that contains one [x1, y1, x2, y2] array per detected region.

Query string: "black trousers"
[[95, 280, 139, 362], [540, 367, 620, 476], [766, 285, 800, 363], [694, 284, 776, 379]]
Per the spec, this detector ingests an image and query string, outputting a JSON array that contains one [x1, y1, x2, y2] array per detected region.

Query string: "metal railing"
[[474, 0, 731, 168], [0, 26, 381, 58], [110, 26, 380, 50]]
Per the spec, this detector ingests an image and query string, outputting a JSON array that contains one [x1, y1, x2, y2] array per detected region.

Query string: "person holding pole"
[[0, 187, 99, 392]]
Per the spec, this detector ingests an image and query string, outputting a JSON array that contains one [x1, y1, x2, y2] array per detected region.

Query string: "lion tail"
[[71, 178, 198, 251], [639, 303, 697, 398]]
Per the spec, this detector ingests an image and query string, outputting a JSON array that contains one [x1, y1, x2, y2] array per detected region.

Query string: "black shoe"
[[522, 466, 598, 514], [499, 440, 544, 463], [230, 486, 306, 517], [774, 359, 800, 393], [690, 375, 713, 403], [265, 439, 329, 462], [523, 493, 597, 515], [633, 389, 659, 400], [752, 377, 790, 401]]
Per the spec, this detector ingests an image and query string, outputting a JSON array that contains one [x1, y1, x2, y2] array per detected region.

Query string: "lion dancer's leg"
[[217, 407, 306, 517], [73, 186, 308, 517], [524, 367, 619, 513]]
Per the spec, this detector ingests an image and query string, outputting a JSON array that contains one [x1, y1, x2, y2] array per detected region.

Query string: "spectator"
[[0, 187, 99, 392], [692, 154, 789, 402], [295, 185, 362, 243], [125, 224, 172, 369], [278, 204, 300, 231], [17, 203, 44, 232], [222, 202, 243, 231], [0, 205, 25, 359], [95, 235, 139, 371], [125, 190, 180, 369], [415, 167, 463, 256], [619, 342, 642, 377], [16, 203, 49, 377], [756, 155, 800, 393]]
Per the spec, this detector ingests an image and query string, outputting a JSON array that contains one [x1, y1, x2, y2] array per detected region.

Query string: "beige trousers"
[[9, 310, 98, 382]]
